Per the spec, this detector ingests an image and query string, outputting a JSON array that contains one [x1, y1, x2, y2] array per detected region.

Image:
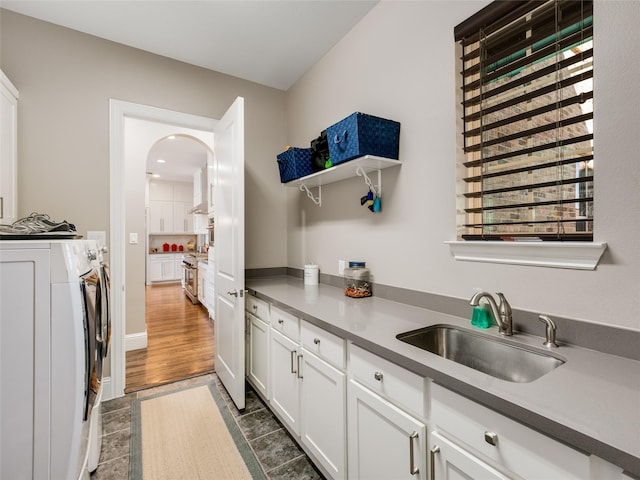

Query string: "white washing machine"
[[0, 239, 107, 480]]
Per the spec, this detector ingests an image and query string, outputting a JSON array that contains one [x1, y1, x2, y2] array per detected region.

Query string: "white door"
[[213, 97, 246, 409]]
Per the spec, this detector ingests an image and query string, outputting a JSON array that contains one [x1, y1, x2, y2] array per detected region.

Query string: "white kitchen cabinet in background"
[[147, 254, 180, 283], [0, 70, 18, 225], [270, 327, 301, 435], [147, 181, 194, 234]]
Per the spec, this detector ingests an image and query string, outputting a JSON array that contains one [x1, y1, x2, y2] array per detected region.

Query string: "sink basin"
[[396, 324, 564, 383]]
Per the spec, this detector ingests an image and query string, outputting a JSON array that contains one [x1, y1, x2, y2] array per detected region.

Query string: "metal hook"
[[356, 167, 381, 197]]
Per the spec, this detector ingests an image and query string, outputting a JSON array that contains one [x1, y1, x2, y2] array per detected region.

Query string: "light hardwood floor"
[[125, 283, 215, 393]]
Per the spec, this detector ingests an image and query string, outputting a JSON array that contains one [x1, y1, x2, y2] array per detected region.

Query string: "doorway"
[[108, 100, 216, 399]]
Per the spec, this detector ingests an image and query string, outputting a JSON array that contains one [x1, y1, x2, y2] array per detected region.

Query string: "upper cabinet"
[[147, 180, 194, 234], [1, 70, 19, 225]]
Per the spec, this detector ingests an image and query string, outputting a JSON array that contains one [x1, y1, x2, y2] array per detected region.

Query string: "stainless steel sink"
[[396, 324, 564, 383]]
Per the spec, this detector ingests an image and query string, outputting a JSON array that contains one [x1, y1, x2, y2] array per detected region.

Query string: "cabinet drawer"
[[270, 306, 299, 341], [431, 384, 590, 480], [349, 344, 426, 418], [246, 294, 269, 321], [301, 320, 345, 369]]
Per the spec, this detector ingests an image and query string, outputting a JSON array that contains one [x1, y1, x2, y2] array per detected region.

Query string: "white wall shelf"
[[284, 155, 401, 207]]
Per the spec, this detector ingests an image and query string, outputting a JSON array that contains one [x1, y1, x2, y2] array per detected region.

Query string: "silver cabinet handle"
[[278, 319, 284, 324], [409, 431, 419, 475], [374, 371, 383, 381], [297, 354, 303, 379], [0, 197, 3, 219], [227, 290, 238, 297], [252, 304, 257, 311], [290, 350, 297, 374], [313, 337, 320, 345], [484, 431, 498, 446], [430, 445, 440, 480]]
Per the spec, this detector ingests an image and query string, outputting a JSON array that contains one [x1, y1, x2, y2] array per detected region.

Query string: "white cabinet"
[[270, 328, 301, 435], [430, 431, 510, 480], [173, 202, 193, 233], [348, 380, 427, 480], [0, 70, 18, 225], [147, 181, 194, 233], [299, 348, 346, 480], [348, 345, 427, 480], [430, 384, 591, 480], [206, 150, 214, 216], [197, 261, 207, 304], [193, 167, 206, 209], [148, 201, 173, 233], [148, 254, 179, 282], [246, 312, 270, 398]]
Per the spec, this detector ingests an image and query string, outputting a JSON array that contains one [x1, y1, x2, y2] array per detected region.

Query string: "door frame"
[[108, 100, 216, 399]]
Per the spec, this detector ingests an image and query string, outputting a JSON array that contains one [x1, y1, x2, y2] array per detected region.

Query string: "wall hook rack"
[[284, 155, 401, 207], [356, 167, 381, 197], [299, 183, 321, 206]]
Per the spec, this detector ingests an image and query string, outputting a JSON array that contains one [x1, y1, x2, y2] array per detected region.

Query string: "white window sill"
[[445, 241, 607, 270]]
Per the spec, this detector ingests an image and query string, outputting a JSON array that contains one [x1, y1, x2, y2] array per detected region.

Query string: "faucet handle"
[[538, 315, 559, 348], [495, 292, 511, 316]]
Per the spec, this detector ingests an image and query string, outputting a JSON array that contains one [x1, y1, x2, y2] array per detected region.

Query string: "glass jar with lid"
[[343, 261, 372, 298]]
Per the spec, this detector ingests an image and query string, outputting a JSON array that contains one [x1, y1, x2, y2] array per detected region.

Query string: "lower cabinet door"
[[300, 349, 346, 480], [270, 328, 300, 435], [430, 432, 511, 480], [348, 379, 427, 480], [247, 313, 269, 399]]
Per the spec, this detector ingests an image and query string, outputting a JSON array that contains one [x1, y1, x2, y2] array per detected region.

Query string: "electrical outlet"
[[338, 260, 346, 275]]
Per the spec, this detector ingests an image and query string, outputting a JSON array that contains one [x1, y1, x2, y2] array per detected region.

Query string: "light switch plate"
[[129, 233, 139, 244]]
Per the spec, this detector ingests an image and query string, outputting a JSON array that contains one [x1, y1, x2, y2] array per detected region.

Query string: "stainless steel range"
[[182, 253, 206, 304]]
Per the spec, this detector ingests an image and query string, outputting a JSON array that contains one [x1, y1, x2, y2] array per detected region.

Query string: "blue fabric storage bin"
[[327, 112, 400, 165], [276, 147, 314, 183]]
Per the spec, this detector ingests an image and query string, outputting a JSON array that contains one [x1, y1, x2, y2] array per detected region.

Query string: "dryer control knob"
[[87, 249, 98, 261]]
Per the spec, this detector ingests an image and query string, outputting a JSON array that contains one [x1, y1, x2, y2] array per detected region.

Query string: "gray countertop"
[[246, 276, 640, 476]]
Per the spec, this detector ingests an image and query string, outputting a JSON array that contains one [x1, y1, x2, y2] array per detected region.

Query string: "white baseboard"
[[125, 331, 148, 351]]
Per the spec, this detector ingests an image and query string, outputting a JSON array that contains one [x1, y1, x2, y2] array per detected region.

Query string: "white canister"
[[304, 264, 319, 285]]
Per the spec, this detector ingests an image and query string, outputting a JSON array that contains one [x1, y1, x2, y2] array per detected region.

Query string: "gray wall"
[[1, 9, 289, 337], [284, 0, 640, 332]]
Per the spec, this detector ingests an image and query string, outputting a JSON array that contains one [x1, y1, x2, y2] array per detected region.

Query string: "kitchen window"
[[448, 0, 605, 269], [455, 0, 593, 241]]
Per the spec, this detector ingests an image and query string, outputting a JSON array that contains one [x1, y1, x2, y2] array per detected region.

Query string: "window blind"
[[455, 0, 594, 241]]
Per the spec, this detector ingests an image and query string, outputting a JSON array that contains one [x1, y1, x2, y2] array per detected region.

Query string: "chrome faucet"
[[469, 291, 513, 336]]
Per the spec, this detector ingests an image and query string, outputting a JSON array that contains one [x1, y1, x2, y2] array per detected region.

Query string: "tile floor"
[[90, 373, 325, 480]]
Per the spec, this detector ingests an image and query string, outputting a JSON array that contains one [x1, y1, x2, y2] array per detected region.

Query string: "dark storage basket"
[[327, 112, 400, 165], [276, 147, 314, 183]]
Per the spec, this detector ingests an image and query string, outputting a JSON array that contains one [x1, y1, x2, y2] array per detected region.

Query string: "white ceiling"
[[0, 0, 378, 91]]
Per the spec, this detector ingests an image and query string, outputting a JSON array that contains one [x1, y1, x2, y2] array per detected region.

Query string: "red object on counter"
[[171, 243, 177, 252], [179, 245, 184, 251], [163, 243, 170, 252]]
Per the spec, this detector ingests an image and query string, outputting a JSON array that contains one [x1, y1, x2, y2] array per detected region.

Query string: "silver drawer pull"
[[252, 304, 257, 311], [313, 337, 320, 345], [374, 371, 383, 381], [430, 445, 440, 480], [278, 319, 284, 324], [290, 350, 297, 374], [409, 431, 419, 475], [297, 354, 303, 379], [484, 431, 498, 446]]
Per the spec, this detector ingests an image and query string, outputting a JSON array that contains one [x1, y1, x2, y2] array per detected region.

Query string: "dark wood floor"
[[125, 283, 215, 393]]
